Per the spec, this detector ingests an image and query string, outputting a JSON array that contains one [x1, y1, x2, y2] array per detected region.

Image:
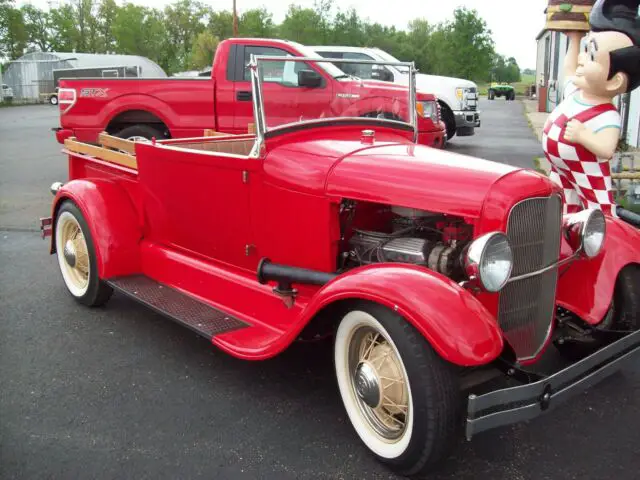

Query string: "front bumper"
[[417, 129, 446, 149], [453, 109, 481, 134], [466, 327, 640, 440]]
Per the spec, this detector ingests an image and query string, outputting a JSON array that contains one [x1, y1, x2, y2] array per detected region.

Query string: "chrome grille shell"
[[498, 195, 563, 360]]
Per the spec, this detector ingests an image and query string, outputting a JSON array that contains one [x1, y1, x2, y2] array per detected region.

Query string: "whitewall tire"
[[334, 303, 460, 476], [54, 201, 112, 306]]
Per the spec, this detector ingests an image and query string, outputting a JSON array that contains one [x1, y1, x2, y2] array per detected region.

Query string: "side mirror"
[[298, 69, 323, 88]]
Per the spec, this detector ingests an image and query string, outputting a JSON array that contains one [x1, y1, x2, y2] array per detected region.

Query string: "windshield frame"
[[249, 55, 417, 152]]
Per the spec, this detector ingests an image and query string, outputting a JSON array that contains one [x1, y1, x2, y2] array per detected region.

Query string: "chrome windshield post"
[[408, 62, 417, 143], [249, 55, 266, 157]]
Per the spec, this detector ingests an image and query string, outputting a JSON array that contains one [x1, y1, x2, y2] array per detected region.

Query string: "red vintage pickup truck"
[[41, 53, 640, 476], [53, 38, 446, 149]]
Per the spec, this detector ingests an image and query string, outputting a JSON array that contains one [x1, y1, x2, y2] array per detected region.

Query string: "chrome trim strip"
[[506, 252, 578, 284]]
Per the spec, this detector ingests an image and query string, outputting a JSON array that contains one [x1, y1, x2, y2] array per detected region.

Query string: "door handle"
[[236, 91, 252, 101]]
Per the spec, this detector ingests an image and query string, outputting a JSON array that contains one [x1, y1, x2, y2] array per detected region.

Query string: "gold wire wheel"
[[58, 213, 90, 294], [349, 327, 410, 440]]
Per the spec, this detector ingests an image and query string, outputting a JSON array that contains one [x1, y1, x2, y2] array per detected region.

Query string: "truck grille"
[[497, 196, 562, 360]]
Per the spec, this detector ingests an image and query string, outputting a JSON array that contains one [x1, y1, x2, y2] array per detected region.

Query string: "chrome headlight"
[[465, 232, 513, 292], [564, 209, 606, 258], [416, 100, 439, 123]]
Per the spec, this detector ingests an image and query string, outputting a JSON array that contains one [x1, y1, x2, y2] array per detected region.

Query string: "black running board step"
[[107, 275, 249, 339]]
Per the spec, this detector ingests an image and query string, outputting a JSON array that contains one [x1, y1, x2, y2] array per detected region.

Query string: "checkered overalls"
[[543, 102, 619, 217]]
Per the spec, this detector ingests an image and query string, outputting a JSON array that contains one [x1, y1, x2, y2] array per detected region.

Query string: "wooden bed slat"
[[98, 132, 137, 155], [64, 137, 138, 170]]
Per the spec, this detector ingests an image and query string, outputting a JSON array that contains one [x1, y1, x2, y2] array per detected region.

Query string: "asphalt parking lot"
[[1, 100, 638, 480]]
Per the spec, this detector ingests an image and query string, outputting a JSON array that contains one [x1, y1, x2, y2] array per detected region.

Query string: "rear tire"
[[49, 94, 58, 105], [115, 124, 167, 142], [334, 302, 460, 476], [488, 90, 495, 100], [55, 201, 113, 307]]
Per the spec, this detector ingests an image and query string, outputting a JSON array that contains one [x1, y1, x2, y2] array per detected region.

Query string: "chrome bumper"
[[453, 110, 481, 131], [466, 327, 640, 440]]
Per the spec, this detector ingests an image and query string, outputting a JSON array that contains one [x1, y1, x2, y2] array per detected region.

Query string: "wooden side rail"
[[203, 123, 255, 137], [98, 132, 137, 155], [64, 136, 138, 170]]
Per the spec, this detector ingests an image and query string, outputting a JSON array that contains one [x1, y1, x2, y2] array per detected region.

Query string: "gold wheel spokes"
[[60, 218, 90, 290], [351, 327, 410, 440]]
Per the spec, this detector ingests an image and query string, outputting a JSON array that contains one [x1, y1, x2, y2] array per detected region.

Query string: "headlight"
[[465, 232, 513, 292], [416, 100, 439, 123], [564, 209, 606, 258]]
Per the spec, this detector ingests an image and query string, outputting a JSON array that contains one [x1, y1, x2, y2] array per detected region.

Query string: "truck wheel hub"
[[355, 361, 381, 408], [63, 240, 77, 267]]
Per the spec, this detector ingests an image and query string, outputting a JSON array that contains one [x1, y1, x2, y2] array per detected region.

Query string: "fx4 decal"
[[80, 88, 110, 98]]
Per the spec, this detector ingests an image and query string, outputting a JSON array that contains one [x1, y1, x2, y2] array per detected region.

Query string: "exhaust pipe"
[[257, 258, 338, 295], [617, 206, 640, 228]]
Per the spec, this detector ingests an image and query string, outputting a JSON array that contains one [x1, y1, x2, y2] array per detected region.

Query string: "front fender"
[[557, 217, 640, 324], [301, 264, 503, 366], [51, 179, 142, 279]]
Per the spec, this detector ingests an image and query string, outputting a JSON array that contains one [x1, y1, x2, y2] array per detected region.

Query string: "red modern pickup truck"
[[53, 38, 445, 148]]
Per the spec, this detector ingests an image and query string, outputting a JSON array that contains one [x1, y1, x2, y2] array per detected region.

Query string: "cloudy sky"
[[19, 0, 548, 69]]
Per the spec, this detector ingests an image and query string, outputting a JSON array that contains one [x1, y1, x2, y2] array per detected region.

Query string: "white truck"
[[311, 46, 481, 140]]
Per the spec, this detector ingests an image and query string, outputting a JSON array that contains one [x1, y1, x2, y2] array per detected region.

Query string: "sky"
[[19, 0, 549, 69]]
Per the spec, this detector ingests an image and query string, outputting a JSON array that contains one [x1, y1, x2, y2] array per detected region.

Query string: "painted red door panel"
[[135, 142, 259, 270]]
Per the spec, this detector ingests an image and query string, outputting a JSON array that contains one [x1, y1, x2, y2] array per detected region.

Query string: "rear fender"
[[557, 218, 640, 324], [51, 179, 142, 279], [301, 264, 503, 366]]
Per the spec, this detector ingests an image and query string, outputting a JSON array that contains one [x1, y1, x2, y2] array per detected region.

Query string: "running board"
[[107, 275, 249, 339]]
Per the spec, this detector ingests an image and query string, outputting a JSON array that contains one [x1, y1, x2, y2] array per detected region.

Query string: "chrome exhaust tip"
[[50, 182, 64, 195]]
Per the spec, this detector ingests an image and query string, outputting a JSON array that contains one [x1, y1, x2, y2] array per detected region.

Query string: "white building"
[[536, 29, 640, 148], [3, 51, 166, 102]]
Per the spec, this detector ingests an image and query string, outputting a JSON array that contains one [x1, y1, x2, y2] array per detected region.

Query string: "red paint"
[[49, 108, 640, 367], [54, 38, 445, 148]]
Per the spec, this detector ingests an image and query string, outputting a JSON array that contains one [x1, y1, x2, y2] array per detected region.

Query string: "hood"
[[416, 73, 477, 89], [326, 143, 517, 218]]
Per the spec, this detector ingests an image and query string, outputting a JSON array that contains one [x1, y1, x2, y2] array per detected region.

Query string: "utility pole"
[[233, 0, 238, 37]]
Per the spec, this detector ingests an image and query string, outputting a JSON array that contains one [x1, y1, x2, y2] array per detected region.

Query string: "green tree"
[[238, 8, 275, 38], [209, 10, 234, 40], [491, 54, 521, 82], [21, 4, 51, 52], [112, 3, 169, 71], [433, 7, 495, 81], [189, 30, 218, 69], [279, 5, 324, 44], [97, 0, 118, 53], [0, 2, 27, 59], [49, 5, 78, 52], [332, 8, 364, 46], [163, 0, 208, 73]]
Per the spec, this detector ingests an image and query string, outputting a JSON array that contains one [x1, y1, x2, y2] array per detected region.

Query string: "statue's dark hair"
[[590, 0, 640, 91], [608, 45, 640, 92]]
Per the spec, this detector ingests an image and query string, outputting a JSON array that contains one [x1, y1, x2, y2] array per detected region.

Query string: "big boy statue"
[[542, 0, 640, 227]]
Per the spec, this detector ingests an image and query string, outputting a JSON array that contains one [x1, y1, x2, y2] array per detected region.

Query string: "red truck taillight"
[[58, 88, 77, 115]]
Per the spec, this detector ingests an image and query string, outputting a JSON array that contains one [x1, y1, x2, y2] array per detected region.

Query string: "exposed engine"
[[340, 203, 473, 281]]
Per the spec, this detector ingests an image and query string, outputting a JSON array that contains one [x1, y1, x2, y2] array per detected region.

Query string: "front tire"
[[334, 303, 460, 476], [49, 94, 58, 105], [440, 104, 456, 141], [488, 89, 495, 100], [55, 201, 113, 307]]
